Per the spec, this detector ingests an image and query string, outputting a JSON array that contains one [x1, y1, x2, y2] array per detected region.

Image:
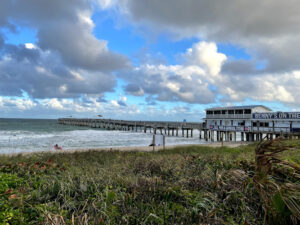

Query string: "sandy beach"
[[1, 141, 249, 156]]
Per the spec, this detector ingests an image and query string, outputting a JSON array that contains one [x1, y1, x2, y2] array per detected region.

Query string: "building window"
[[228, 110, 234, 114], [244, 109, 251, 114], [231, 120, 233, 126], [214, 111, 221, 115], [235, 109, 243, 114], [207, 111, 213, 115], [253, 122, 257, 127], [222, 110, 227, 114], [238, 121, 245, 126]]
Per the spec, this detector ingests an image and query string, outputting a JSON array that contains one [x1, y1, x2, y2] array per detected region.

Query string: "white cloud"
[[110, 100, 119, 107], [45, 98, 64, 110], [185, 42, 226, 76], [25, 43, 36, 49], [121, 41, 222, 104], [0, 98, 37, 110], [97, 0, 117, 9]]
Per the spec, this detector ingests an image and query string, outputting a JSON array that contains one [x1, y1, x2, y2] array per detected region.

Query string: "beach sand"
[[1, 142, 249, 156]]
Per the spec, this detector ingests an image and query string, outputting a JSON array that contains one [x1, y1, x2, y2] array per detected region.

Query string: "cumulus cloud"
[[1, 0, 300, 118], [0, 0, 129, 71], [121, 41, 225, 104], [0, 97, 37, 111], [0, 0, 130, 100], [0, 44, 117, 98], [118, 0, 300, 73], [121, 40, 300, 107], [220, 71, 299, 104]]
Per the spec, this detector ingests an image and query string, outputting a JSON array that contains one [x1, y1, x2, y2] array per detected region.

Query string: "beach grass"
[[0, 141, 299, 224]]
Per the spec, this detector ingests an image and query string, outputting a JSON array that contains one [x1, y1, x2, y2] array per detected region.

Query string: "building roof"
[[206, 105, 272, 111]]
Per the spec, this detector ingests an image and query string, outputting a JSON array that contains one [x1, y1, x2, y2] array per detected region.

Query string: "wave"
[[0, 128, 204, 154]]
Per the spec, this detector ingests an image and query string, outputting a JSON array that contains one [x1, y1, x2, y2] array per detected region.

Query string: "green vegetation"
[[0, 141, 299, 224]]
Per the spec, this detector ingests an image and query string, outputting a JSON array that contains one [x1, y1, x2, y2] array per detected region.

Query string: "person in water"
[[54, 144, 62, 150]]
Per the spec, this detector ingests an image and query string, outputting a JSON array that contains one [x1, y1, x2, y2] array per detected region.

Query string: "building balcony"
[[208, 125, 291, 133], [205, 114, 252, 119]]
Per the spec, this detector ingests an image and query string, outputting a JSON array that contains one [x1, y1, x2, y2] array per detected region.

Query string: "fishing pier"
[[58, 118, 204, 138], [58, 105, 300, 143]]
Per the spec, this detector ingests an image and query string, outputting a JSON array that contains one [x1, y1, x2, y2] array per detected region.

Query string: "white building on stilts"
[[204, 105, 300, 142]]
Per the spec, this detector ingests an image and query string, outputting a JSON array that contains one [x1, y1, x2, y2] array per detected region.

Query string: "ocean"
[[0, 118, 205, 154]]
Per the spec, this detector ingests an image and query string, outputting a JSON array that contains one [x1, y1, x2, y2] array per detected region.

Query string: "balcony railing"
[[208, 125, 291, 133], [205, 114, 252, 119]]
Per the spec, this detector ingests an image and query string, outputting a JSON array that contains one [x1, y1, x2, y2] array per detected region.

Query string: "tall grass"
[[0, 142, 298, 224]]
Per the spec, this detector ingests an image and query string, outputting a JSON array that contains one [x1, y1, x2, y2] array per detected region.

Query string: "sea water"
[[0, 118, 206, 154]]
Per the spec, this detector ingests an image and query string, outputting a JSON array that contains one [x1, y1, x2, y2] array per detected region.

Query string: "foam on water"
[[0, 119, 206, 154]]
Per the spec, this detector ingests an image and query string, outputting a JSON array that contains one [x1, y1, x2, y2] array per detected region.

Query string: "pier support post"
[[199, 130, 202, 139], [249, 133, 254, 142], [224, 132, 227, 142], [176, 128, 179, 136], [191, 129, 193, 138]]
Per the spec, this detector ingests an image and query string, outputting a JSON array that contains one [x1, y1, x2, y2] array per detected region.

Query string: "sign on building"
[[252, 112, 300, 120]]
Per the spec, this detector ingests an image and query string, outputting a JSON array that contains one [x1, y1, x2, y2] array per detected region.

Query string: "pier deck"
[[58, 118, 204, 138]]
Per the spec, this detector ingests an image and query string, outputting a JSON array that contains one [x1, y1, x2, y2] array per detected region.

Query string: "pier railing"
[[58, 118, 205, 138]]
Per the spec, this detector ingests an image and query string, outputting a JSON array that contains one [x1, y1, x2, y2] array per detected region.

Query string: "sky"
[[0, 0, 299, 121]]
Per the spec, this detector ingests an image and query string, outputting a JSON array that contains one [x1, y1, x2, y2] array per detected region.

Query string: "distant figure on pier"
[[54, 144, 62, 150]]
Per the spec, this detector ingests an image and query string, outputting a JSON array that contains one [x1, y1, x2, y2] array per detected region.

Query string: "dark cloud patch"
[[120, 65, 216, 104], [4, 44, 40, 63], [0, 0, 130, 100], [0, 1, 13, 29], [222, 60, 258, 75], [96, 96, 107, 103], [120, 0, 300, 73], [124, 83, 144, 96], [122, 0, 300, 39], [147, 101, 157, 106], [36, 23, 129, 71], [3, 101, 17, 107], [0, 33, 4, 50], [117, 100, 127, 106], [0, 46, 116, 98]]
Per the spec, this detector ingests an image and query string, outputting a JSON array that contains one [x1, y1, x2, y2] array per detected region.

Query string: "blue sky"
[[0, 0, 299, 120]]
